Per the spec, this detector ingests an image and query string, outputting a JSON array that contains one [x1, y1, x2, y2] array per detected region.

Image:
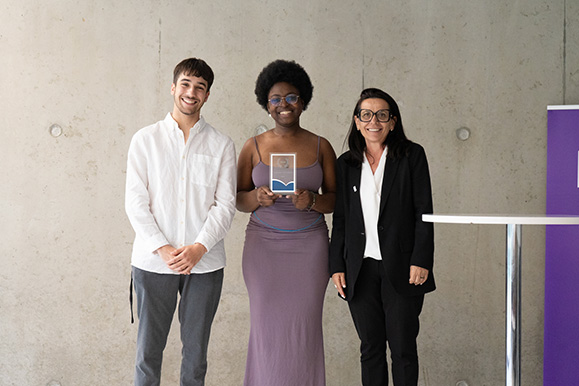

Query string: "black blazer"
[[329, 142, 435, 299]]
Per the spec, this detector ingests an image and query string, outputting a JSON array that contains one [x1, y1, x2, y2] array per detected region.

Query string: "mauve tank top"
[[248, 136, 326, 232]]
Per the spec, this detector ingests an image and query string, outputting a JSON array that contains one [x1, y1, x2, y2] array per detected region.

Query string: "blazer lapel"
[[379, 157, 399, 215]]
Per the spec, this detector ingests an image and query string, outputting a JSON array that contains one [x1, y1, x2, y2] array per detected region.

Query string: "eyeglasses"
[[268, 94, 300, 106], [357, 109, 392, 122]]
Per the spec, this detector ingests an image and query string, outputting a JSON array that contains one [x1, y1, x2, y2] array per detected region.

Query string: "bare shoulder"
[[319, 136, 336, 152], [238, 136, 259, 165], [299, 128, 319, 140], [317, 135, 337, 160], [239, 136, 255, 154]]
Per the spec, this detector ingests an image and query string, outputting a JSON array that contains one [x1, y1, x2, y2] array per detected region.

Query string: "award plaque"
[[270, 153, 296, 194]]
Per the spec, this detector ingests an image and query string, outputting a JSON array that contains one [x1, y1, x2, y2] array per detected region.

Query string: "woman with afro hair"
[[237, 60, 337, 386]]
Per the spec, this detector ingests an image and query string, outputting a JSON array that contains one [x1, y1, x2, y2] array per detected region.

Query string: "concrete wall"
[[1, 0, 577, 385]]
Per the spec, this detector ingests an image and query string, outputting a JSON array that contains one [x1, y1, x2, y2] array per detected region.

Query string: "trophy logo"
[[270, 153, 296, 194]]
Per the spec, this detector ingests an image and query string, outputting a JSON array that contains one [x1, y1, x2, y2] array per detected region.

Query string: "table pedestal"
[[506, 224, 521, 386]]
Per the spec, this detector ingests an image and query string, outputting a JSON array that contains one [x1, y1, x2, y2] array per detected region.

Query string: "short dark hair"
[[173, 58, 214, 91], [254, 60, 313, 111], [346, 88, 411, 166]]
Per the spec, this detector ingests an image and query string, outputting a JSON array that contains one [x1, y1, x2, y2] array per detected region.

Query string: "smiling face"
[[267, 82, 304, 129], [355, 98, 396, 148], [171, 73, 210, 121]]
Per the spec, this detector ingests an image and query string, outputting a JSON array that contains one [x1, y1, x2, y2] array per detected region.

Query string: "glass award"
[[270, 153, 296, 194]]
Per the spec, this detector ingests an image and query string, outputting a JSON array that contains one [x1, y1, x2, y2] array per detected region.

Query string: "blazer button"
[[378, 226, 384, 231], [361, 232, 365, 236]]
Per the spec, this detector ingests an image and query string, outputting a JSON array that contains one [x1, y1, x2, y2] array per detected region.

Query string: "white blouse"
[[360, 147, 388, 260]]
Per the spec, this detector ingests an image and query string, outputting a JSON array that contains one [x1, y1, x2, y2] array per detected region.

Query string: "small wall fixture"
[[49, 124, 63, 138], [456, 381, 469, 386], [456, 127, 470, 141], [456, 127, 471, 141]]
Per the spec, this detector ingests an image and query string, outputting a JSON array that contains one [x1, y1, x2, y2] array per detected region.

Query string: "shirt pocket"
[[188, 154, 219, 188]]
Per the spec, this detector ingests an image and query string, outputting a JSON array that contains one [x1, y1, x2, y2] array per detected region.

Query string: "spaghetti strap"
[[316, 136, 321, 162], [253, 136, 262, 162]]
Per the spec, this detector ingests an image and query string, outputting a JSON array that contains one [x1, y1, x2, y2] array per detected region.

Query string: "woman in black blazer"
[[329, 88, 435, 386]]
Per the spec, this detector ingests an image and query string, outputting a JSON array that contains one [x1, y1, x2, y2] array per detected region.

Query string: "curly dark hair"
[[254, 60, 313, 111]]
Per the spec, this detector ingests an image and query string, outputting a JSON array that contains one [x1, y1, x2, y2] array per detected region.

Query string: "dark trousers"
[[348, 258, 424, 386], [132, 266, 223, 386]]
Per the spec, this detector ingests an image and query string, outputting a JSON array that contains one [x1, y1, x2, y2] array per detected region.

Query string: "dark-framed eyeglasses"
[[268, 94, 300, 106], [357, 109, 392, 122]]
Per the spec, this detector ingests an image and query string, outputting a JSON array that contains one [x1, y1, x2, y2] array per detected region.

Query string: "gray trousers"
[[132, 266, 223, 386]]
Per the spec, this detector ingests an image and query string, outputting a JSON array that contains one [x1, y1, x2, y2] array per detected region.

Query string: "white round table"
[[422, 214, 579, 386]]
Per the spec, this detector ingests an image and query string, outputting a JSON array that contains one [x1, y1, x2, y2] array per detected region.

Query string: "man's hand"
[[167, 243, 208, 275], [156, 245, 178, 267]]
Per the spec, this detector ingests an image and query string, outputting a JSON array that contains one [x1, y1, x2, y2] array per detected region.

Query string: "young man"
[[125, 58, 236, 386]]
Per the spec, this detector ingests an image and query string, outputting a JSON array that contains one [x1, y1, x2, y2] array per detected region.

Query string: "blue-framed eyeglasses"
[[268, 94, 300, 106], [357, 109, 392, 122]]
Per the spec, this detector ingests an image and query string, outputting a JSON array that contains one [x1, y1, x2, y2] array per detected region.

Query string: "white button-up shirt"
[[125, 113, 236, 274], [360, 147, 388, 261]]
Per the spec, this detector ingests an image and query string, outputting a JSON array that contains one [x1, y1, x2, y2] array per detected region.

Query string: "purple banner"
[[544, 106, 579, 385]]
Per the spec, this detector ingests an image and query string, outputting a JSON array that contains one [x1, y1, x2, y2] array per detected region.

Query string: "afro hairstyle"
[[254, 60, 313, 111]]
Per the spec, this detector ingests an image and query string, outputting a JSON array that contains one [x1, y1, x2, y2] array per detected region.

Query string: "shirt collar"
[[164, 113, 206, 134]]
